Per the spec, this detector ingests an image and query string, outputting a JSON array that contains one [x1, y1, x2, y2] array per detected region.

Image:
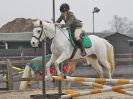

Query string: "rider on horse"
[[56, 3, 86, 56]]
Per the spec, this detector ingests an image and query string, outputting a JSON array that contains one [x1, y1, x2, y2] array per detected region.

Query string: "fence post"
[[6, 59, 13, 90]]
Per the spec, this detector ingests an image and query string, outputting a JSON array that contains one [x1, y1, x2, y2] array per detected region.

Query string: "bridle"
[[32, 25, 44, 43], [32, 24, 57, 43], [32, 23, 69, 44]]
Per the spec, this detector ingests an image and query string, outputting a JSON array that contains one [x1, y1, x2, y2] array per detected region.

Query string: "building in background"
[[0, 32, 51, 57], [0, 32, 133, 60]]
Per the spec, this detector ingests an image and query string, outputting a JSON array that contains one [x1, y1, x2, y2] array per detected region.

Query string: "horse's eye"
[[38, 30, 40, 33]]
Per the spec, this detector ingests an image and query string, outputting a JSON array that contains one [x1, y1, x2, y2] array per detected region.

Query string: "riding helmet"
[[60, 3, 70, 12]]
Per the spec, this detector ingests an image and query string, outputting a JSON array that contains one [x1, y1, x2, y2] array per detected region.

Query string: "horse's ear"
[[40, 20, 43, 26]]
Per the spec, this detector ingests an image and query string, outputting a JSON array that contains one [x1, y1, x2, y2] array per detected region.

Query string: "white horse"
[[31, 19, 115, 81]]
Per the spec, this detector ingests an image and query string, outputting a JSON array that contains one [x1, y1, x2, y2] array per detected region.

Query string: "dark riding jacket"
[[56, 11, 82, 32]]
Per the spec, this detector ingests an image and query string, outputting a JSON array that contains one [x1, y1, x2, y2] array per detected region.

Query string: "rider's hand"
[[55, 23, 59, 26], [55, 23, 62, 28]]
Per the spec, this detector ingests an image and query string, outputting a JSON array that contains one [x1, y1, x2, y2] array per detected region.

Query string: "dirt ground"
[[0, 89, 133, 99]]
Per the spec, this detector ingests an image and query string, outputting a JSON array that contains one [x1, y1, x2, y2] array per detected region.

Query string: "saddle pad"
[[68, 29, 92, 48], [82, 35, 92, 48]]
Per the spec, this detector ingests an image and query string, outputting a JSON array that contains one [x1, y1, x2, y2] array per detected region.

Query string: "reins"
[[32, 25, 44, 43], [55, 24, 70, 41]]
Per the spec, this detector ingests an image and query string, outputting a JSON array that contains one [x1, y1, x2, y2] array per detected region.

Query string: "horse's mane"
[[33, 19, 67, 35], [33, 19, 51, 26], [43, 20, 51, 23]]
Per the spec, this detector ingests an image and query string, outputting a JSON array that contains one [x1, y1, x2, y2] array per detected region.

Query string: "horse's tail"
[[104, 40, 115, 75], [19, 64, 31, 90]]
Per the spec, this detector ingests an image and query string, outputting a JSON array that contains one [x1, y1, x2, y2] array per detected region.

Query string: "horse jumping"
[[30, 20, 115, 81]]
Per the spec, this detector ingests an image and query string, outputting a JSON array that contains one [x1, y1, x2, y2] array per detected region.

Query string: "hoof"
[[57, 73, 67, 79], [62, 73, 67, 79]]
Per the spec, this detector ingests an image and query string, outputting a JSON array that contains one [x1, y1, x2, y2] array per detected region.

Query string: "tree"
[[127, 28, 133, 33], [109, 15, 133, 33]]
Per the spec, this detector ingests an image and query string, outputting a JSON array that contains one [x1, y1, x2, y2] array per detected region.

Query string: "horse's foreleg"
[[55, 53, 69, 76], [46, 54, 56, 80]]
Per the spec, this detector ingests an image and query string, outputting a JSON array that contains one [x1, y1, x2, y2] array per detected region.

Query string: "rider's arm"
[[61, 13, 75, 28], [56, 14, 64, 23]]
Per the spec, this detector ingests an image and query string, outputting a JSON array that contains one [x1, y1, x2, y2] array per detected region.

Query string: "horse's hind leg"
[[99, 59, 112, 79], [86, 55, 103, 78]]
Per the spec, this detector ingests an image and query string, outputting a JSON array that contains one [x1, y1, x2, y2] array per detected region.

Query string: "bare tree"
[[109, 15, 133, 33], [127, 28, 133, 33]]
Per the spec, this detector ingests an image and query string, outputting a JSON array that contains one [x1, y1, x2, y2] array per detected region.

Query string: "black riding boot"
[[78, 39, 86, 56]]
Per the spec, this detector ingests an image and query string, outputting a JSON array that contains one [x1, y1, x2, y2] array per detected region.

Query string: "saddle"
[[67, 29, 92, 48]]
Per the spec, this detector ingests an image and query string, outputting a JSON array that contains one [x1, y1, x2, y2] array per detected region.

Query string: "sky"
[[0, 0, 133, 32]]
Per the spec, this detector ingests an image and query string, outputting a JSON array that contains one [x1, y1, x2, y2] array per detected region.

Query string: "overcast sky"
[[0, 0, 133, 32]]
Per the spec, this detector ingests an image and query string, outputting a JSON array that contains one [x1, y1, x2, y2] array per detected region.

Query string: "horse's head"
[[31, 19, 55, 47]]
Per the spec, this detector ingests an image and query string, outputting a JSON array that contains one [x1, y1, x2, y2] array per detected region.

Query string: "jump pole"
[[80, 82, 133, 96], [53, 76, 133, 84], [51, 76, 133, 96], [42, 39, 46, 95], [61, 84, 133, 98]]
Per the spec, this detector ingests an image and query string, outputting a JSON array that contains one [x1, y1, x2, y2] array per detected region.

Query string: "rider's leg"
[[74, 28, 86, 56], [78, 39, 86, 56]]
